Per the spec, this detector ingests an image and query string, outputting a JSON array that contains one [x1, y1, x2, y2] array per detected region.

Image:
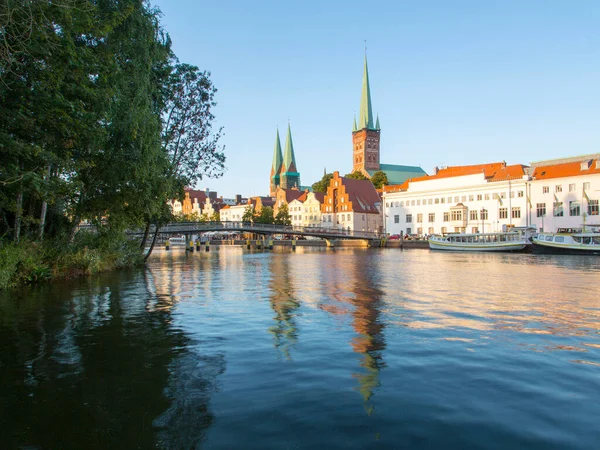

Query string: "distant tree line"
[[311, 170, 389, 192]]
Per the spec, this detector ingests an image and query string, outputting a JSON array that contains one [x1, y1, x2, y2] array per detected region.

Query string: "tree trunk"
[[140, 221, 151, 249], [68, 214, 81, 243], [14, 188, 23, 243], [38, 164, 52, 241], [144, 223, 160, 262]]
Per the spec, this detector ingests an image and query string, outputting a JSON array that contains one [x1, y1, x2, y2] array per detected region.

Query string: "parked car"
[[388, 234, 401, 240]]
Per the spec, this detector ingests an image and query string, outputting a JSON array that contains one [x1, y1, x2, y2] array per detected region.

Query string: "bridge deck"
[[126, 221, 382, 240]]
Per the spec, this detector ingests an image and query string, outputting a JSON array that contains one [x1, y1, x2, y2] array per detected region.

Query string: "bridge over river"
[[130, 221, 382, 241]]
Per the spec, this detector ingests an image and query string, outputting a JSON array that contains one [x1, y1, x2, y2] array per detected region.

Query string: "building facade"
[[383, 155, 600, 236], [321, 171, 383, 232], [529, 155, 600, 232]]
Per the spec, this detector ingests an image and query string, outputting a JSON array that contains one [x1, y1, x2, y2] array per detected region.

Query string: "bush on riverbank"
[[0, 231, 144, 290]]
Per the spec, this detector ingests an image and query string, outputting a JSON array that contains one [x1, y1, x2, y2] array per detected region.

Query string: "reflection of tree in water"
[[268, 254, 300, 360], [347, 255, 386, 413], [0, 266, 224, 449], [153, 350, 225, 449]]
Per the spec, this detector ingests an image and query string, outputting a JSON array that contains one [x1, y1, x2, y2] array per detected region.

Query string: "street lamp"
[[480, 208, 485, 233]]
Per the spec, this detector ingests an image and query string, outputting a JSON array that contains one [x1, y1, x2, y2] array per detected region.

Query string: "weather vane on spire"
[[364, 40, 367, 56]]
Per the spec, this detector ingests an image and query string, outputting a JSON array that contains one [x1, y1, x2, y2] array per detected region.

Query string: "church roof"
[[358, 56, 375, 130], [271, 129, 283, 177], [367, 164, 427, 185], [281, 123, 297, 174]]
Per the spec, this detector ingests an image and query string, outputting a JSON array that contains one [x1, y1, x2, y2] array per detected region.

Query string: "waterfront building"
[[351, 56, 426, 184], [383, 154, 600, 236], [274, 186, 304, 216], [219, 202, 250, 222], [321, 171, 383, 233], [383, 162, 529, 236], [170, 188, 207, 217], [288, 197, 304, 227], [248, 196, 276, 214], [302, 191, 325, 227], [529, 154, 600, 232], [201, 197, 226, 219]]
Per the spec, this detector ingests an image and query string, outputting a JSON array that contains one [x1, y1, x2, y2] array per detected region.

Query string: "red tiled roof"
[[312, 192, 325, 203], [184, 188, 208, 203], [532, 158, 600, 180], [342, 177, 381, 214], [382, 162, 528, 192], [284, 189, 304, 203]]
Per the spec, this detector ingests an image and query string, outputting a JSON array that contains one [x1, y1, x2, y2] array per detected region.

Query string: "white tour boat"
[[531, 226, 600, 255], [428, 232, 528, 252]]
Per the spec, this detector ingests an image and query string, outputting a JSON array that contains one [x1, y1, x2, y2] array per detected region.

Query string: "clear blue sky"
[[153, 0, 600, 199]]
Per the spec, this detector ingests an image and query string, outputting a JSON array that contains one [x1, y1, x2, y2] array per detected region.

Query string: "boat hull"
[[531, 242, 600, 255], [428, 241, 526, 252]]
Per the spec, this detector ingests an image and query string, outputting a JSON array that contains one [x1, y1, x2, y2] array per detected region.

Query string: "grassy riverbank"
[[0, 231, 144, 290]]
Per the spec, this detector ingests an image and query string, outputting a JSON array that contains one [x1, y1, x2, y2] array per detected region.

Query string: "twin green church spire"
[[270, 123, 300, 194]]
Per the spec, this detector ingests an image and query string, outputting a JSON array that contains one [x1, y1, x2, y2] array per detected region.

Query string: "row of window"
[[536, 200, 599, 217], [394, 208, 516, 223], [386, 191, 525, 208], [542, 182, 591, 194]]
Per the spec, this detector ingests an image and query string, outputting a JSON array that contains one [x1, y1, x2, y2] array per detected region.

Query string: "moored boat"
[[531, 226, 600, 255], [428, 232, 527, 252]]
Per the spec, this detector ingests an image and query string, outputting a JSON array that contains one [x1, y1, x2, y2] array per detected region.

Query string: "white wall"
[[529, 174, 600, 232], [384, 176, 529, 236]]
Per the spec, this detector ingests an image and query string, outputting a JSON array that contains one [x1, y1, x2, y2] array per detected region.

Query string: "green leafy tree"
[[370, 171, 389, 189], [254, 206, 274, 224], [242, 206, 254, 223], [344, 170, 369, 180], [311, 173, 333, 193], [210, 211, 220, 222], [274, 204, 292, 226]]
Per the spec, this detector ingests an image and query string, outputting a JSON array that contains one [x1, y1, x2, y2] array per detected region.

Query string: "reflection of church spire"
[[268, 254, 300, 360], [348, 255, 386, 412]]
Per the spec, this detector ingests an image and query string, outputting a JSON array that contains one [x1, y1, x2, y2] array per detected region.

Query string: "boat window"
[[573, 237, 582, 244], [545, 236, 553, 242], [593, 237, 600, 245], [554, 236, 565, 243]]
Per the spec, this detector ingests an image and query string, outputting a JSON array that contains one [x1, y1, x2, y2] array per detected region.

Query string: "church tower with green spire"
[[270, 129, 283, 196], [279, 123, 301, 189], [352, 55, 381, 175]]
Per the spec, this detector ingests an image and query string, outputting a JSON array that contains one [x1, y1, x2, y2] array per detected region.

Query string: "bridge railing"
[[79, 221, 381, 240], [155, 221, 380, 239]]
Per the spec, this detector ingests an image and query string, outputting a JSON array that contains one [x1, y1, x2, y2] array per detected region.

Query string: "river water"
[[1, 247, 600, 449]]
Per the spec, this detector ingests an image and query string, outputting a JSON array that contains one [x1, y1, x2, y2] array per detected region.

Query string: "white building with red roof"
[[529, 154, 600, 232], [383, 162, 530, 236], [383, 154, 600, 236]]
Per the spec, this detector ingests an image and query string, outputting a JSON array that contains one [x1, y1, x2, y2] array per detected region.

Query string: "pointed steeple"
[[271, 129, 283, 176], [359, 55, 374, 130], [352, 115, 357, 132], [282, 123, 297, 173], [375, 114, 380, 130]]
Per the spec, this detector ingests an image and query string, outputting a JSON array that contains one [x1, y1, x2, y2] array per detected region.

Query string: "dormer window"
[[581, 160, 592, 170]]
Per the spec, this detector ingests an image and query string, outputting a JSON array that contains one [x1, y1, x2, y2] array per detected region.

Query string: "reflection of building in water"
[[318, 252, 386, 411], [347, 256, 386, 411], [268, 254, 300, 360]]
